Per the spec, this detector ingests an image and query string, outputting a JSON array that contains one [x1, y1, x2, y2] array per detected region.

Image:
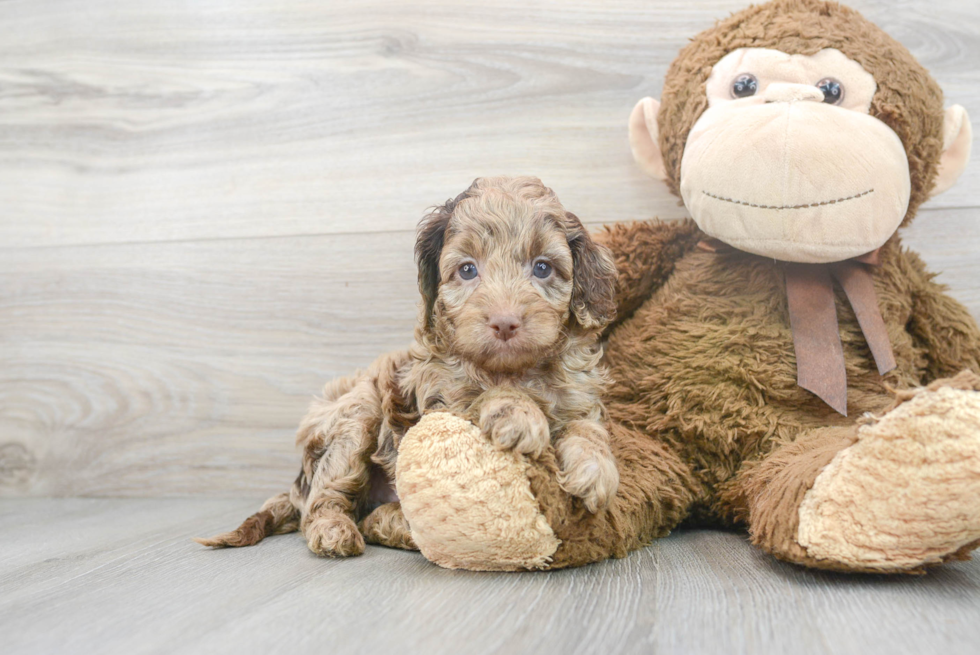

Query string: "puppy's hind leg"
[[302, 433, 376, 557], [359, 502, 418, 551], [298, 374, 384, 558]]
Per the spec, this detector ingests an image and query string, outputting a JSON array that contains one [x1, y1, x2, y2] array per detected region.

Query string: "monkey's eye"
[[731, 74, 758, 98], [816, 78, 843, 105], [458, 262, 478, 280], [532, 261, 553, 279]]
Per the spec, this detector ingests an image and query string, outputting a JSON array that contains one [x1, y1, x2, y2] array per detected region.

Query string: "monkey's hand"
[[478, 388, 551, 457], [556, 420, 619, 513]]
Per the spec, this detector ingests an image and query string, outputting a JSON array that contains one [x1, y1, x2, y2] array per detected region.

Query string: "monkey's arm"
[[592, 218, 703, 331], [905, 254, 980, 381]]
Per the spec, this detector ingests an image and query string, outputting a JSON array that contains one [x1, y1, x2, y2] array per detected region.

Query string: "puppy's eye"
[[532, 261, 553, 279], [458, 262, 478, 280], [731, 73, 758, 98]]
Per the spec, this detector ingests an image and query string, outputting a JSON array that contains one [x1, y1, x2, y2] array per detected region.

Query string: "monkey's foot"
[[797, 373, 980, 572]]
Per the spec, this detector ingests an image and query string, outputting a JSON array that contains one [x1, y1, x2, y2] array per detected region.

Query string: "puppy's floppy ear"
[[565, 212, 617, 330], [416, 186, 472, 328], [415, 202, 453, 329]]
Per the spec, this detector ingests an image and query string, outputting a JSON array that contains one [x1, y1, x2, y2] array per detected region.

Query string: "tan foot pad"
[[396, 412, 559, 571], [798, 386, 980, 571]]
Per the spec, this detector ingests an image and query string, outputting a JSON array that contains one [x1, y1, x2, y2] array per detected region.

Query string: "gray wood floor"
[[2, 498, 979, 655]]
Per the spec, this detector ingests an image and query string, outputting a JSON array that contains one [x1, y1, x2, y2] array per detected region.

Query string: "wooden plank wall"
[[2, 0, 978, 497]]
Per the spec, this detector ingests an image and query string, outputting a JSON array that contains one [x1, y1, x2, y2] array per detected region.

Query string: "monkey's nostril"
[[488, 314, 521, 341]]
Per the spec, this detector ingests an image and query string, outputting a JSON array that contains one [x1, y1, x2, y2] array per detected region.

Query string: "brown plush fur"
[[526, 422, 700, 568], [195, 176, 621, 555], [497, 0, 980, 572], [725, 426, 858, 570], [571, 222, 980, 571]]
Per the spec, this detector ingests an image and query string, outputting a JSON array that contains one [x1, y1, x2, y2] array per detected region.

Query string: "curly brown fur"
[[192, 493, 299, 549], [196, 176, 620, 556], [358, 502, 418, 551]]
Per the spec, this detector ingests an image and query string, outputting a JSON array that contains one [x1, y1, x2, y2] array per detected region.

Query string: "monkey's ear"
[[932, 105, 972, 197], [566, 213, 617, 331], [629, 97, 667, 181], [415, 201, 455, 329]]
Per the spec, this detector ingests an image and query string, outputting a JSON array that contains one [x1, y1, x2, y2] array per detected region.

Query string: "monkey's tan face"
[[435, 204, 574, 373], [680, 48, 911, 263]]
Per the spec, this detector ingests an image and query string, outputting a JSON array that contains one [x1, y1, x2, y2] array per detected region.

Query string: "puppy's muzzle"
[[488, 313, 521, 341]]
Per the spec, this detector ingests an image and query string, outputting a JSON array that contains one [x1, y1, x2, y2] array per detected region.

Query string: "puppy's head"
[[416, 176, 616, 373]]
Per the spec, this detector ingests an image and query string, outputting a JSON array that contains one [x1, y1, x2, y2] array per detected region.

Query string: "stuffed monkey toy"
[[394, 0, 980, 573]]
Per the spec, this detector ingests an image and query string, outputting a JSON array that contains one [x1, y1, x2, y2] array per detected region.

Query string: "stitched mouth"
[[702, 188, 874, 210]]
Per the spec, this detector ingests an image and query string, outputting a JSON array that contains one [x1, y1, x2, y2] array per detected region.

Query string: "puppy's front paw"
[[306, 514, 365, 558], [480, 398, 550, 457], [557, 434, 619, 513]]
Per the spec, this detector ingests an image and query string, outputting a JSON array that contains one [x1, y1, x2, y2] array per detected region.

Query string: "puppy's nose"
[[488, 314, 521, 341]]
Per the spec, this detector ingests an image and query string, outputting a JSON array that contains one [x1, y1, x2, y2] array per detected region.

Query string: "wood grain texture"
[[2, 498, 980, 655], [0, 232, 420, 495], [1, 0, 979, 497], [0, 0, 977, 248]]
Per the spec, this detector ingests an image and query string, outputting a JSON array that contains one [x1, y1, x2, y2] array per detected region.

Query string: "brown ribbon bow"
[[698, 239, 896, 415]]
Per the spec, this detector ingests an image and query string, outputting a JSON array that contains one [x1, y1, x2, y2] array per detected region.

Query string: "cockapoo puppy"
[[197, 176, 620, 557]]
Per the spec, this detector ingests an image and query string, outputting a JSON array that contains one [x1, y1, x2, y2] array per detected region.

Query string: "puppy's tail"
[[194, 492, 300, 548]]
